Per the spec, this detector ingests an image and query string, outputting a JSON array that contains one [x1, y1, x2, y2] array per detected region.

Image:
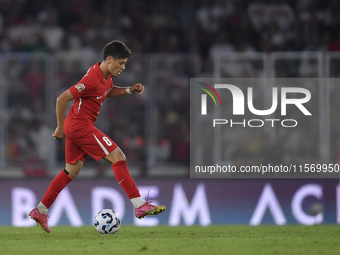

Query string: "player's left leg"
[[74, 129, 138, 199], [83, 128, 166, 218], [105, 147, 166, 219]]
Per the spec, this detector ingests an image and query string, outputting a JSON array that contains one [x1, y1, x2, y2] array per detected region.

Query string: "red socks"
[[40, 162, 140, 209], [112, 161, 140, 199], [41, 169, 74, 208]]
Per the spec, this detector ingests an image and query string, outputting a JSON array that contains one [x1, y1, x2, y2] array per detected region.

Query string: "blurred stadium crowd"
[[1, 0, 340, 175], [1, 0, 340, 58]]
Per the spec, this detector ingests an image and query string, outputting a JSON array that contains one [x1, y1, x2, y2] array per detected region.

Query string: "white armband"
[[126, 87, 132, 94]]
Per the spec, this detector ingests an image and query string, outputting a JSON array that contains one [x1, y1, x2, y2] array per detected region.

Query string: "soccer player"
[[29, 40, 166, 233]]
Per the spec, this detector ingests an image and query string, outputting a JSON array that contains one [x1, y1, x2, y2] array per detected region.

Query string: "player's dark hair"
[[103, 40, 131, 60]]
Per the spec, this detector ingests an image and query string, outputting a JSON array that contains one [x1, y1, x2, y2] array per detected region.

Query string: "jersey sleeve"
[[69, 75, 97, 99]]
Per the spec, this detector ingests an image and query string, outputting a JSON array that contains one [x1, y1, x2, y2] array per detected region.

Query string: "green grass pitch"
[[0, 225, 340, 255]]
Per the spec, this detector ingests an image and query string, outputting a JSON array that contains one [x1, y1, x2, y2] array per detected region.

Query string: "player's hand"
[[130, 83, 144, 95], [52, 127, 64, 140]]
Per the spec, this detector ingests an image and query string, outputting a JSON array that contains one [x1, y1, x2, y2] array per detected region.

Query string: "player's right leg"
[[29, 167, 75, 233], [30, 137, 86, 233]]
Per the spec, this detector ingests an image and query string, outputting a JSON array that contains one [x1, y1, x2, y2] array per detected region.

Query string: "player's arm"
[[52, 89, 74, 140], [107, 83, 144, 97]]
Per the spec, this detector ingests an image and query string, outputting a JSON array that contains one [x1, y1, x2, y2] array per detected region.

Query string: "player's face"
[[108, 57, 127, 76]]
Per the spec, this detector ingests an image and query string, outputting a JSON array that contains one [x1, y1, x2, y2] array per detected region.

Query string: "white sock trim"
[[130, 197, 145, 208], [37, 202, 48, 215]]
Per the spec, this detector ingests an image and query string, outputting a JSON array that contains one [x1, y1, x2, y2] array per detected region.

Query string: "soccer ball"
[[94, 209, 121, 234]]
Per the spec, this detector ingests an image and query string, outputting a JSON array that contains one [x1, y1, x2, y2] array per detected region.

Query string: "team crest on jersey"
[[75, 83, 85, 92]]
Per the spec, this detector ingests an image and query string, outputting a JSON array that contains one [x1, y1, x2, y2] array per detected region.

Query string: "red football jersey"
[[65, 63, 114, 137]]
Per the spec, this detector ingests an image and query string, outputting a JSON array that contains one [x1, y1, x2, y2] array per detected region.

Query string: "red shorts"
[[65, 128, 117, 164]]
